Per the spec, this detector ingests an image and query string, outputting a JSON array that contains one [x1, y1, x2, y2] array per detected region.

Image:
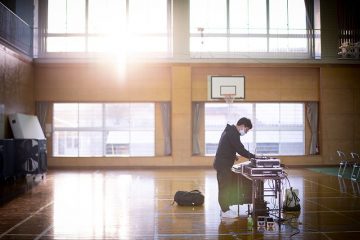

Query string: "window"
[[205, 103, 304, 155], [190, 0, 311, 58], [53, 103, 155, 157], [45, 0, 171, 57]]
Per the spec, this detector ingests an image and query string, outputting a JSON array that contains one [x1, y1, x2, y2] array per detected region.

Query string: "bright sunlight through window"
[[46, 0, 171, 57], [53, 103, 155, 157], [190, 0, 310, 58], [205, 103, 305, 156]]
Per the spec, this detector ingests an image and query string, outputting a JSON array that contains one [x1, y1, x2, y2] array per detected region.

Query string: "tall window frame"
[[190, 0, 313, 59], [39, 0, 172, 58], [52, 103, 155, 157], [204, 102, 305, 156]]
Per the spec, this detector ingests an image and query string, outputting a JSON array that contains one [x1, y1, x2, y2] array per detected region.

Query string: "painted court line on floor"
[[0, 201, 53, 239], [34, 224, 54, 240]]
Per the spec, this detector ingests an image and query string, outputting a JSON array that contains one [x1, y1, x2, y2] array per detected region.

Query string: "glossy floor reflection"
[[0, 167, 360, 239]]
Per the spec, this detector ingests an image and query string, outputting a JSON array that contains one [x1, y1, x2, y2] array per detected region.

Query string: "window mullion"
[[85, 0, 89, 52], [102, 103, 105, 157], [126, 0, 129, 28], [286, 0, 289, 32], [226, 0, 230, 53], [77, 103, 80, 157], [65, 0, 68, 33], [302, 103, 306, 155], [167, 0, 172, 55], [266, 0, 270, 52], [128, 103, 131, 156], [278, 103, 282, 154], [253, 103, 256, 153], [247, 0, 249, 33]]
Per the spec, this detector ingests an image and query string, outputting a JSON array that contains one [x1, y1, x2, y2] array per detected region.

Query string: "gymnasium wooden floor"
[[0, 167, 360, 239]]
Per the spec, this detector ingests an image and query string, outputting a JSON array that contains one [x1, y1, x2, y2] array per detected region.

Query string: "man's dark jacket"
[[213, 124, 255, 170]]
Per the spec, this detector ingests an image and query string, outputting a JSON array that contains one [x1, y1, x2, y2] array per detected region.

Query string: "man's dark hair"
[[237, 117, 252, 129]]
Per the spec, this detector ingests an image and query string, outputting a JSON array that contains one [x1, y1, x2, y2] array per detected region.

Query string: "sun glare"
[[47, 0, 169, 56]]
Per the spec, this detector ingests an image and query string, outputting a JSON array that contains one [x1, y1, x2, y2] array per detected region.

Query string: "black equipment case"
[[14, 139, 47, 176], [0, 139, 15, 181]]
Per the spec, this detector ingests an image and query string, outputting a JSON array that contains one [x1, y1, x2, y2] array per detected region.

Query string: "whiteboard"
[[9, 113, 45, 139]]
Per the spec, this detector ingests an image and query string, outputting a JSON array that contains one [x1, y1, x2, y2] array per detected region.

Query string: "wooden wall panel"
[[31, 61, 360, 167], [34, 63, 172, 102], [0, 45, 34, 138], [320, 66, 360, 164], [191, 66, 319, 102], [171, 65, 192, 165]]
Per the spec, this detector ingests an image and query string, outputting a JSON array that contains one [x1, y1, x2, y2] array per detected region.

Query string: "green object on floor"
[[307, 167, 353, 179]]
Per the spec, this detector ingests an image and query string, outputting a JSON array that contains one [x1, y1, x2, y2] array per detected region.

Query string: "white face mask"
[[239, 128, 246, 136]]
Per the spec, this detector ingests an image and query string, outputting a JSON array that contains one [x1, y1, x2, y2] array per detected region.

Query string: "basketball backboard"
[[209, 76, 245, 100]]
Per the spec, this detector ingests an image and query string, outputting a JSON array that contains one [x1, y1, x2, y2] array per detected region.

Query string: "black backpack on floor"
[[173, 190, 204, 206]]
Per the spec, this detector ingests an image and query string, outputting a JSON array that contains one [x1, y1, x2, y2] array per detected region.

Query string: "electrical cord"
[[285, 216, 301, 238], [267, 210, 301, 238], [284, 175, 292, 188]]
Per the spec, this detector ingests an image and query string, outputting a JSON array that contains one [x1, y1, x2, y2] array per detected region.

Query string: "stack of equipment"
[[243, 157, 283, 177], [250, 156, 280, 168], [6, 113, 47, 179]]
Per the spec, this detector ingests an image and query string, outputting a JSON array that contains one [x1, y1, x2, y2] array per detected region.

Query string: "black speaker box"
[[14, 139, 47, 175]]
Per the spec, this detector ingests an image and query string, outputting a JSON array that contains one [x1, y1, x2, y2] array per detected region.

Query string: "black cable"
[[273, 212, 301, 238], [287, 219, 301, 238], [285, 175, 292, 188]]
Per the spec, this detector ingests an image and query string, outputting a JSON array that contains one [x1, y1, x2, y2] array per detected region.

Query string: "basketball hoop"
[[223, 94, 236, 104], [223, 94, 236, 124]]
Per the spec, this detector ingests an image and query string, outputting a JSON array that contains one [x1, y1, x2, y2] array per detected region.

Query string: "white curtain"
[[35, 101, 49, 136], [160, 102, 171, 155], [192, 102, 201, 155], [306, 102, 319, 154]]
